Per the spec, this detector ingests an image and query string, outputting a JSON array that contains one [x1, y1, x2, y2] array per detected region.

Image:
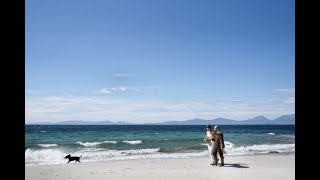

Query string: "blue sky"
[[26, 0, 295, 123]]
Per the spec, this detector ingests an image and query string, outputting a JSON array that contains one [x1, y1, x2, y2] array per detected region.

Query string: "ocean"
[[25, 125, 295, 166]]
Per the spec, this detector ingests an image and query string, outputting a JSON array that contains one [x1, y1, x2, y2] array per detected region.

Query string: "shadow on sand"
[[223, 163, 249, 168]]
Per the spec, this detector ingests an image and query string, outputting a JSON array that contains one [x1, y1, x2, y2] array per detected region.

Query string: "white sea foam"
[[25, 143, 295, 166], [200, 141, 234, 148], [226, 143, 295, 155], [38, 144, 58, 148], [224, 141, 235, 149], [123, 140, 143, 145], [76, 141, 117, 147], [25, 148, 160, 166], [201, 141, 293, 155], [103, 141, 117, 144], [76, 140, 142, 147], [103, 150, 209, 161], [25, 149, 67, 166], [68, 148, 207, 163], [267, 133, 275, 135], [76, 142, 102, 147]]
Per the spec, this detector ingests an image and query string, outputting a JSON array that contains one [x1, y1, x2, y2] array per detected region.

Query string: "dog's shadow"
[[223, 163, 249, 168]]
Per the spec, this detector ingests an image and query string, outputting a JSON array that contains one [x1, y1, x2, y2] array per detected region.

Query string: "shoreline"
[[25, 151, 295, 167], [26, 152, 295, 180]]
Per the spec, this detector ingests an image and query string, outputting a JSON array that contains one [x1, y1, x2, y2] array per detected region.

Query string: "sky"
[[25, 0, 295, 123]]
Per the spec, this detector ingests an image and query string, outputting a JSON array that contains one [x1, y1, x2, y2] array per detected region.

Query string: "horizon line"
[[25, 114, 294, 124]]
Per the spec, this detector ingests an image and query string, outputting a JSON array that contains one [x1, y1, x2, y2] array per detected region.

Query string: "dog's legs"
[[67, 161, 70, 164]]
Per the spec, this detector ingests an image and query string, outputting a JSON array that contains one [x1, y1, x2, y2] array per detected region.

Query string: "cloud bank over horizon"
[[26, 88, 294, 123]]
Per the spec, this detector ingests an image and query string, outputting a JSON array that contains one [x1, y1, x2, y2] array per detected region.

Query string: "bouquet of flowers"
[[204, 136, 211, 143]]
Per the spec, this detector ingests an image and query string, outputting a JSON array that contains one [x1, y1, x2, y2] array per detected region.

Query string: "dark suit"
[[213, 131, 224, 166]]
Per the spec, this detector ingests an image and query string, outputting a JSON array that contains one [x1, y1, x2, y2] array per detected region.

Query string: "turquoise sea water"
[[25, 125, 295, 165]]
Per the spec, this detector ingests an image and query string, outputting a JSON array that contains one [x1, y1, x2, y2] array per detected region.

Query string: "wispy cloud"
[[283, 97, 295, 104], [273, 88, 295, 94], [272, 88, 295, 105], [97, 87, 129, 94], [26, 95, 295, 123], [113, 74, 136, 77], [95, 85, 158, 95], [25, 89, 80, 96], [98, 88, 112, 94], [119, 87, 127, 91]]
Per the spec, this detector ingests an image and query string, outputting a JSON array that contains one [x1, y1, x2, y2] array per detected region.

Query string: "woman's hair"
[[206, 124, 211, 129]]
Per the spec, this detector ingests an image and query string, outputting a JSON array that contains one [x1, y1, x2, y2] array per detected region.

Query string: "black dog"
[[65, 154, 82, 163]]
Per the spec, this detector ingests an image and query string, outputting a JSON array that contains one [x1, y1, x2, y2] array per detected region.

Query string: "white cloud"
[[97, 87, 129, 94], [26, 95, 295, 124], [97, 86, 158, 94], [272, 88, 295, 104], [113, 74, 136, 77], [98, 88, 112, 94], [25, 89, 80, 96], [283, 97, 295, 104], [119, 87, 127, 91], [273, 88, 295, 94]]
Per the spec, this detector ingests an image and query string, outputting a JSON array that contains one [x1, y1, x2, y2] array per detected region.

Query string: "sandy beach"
[[25, 153, 294, 180]]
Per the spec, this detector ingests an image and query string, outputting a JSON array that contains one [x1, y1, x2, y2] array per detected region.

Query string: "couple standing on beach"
[[206, 125, 225, 166]]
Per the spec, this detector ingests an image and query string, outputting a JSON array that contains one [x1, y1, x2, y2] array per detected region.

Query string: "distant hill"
[[144, 118, 238, 125], [240, 116, 271, 125], [272, 114, 295, 124], [26, 114, 295, 125], [152, 114, 295, 125]]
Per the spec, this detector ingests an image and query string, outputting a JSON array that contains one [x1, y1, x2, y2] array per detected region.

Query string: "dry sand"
[[25, 153, 294, 180]]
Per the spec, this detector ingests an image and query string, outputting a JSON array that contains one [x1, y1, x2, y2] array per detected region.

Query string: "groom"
[[212, 125, 225, 166]]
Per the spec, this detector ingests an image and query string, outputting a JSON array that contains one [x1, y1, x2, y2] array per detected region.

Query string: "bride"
[[205, 124, 218, 165]]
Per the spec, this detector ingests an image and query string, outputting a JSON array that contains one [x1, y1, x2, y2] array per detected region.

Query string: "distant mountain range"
[[26, 114, 295, 125]]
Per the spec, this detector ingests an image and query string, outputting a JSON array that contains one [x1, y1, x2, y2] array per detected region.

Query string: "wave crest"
[[123, 140, 142, 145], [25, 149, 67, 165], [38, 144, 58, 148], [227, 143, 295, 155], [76, 141, 117, 147]]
